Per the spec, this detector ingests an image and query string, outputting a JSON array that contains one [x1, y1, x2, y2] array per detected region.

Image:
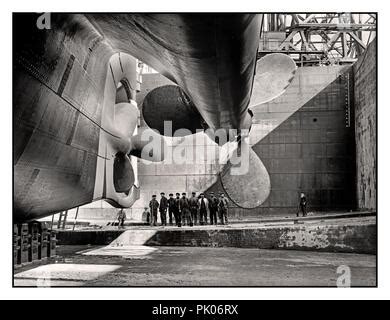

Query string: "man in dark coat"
[[117, 208, 126, 228], [142, 207, 150, 224], [198, 193, 209, 225], [180, 192, 193, 227], [189, 191, 199, 225], [297, 192, 308, 217], [218, 193, 229, 225], [167, 193, 176, 225], [209, 192, 219, 225], [174, 192, 182, 227], [149, 195, 159, 226], [159, 192, 168, 226]]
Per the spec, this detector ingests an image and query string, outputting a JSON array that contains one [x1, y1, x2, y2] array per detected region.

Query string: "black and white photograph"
[[11, 11, 377, 290]]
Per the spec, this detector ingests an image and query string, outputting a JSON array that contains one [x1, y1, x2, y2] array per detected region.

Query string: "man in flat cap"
[[209, 192, 219, 225], [180, 192, 192, 227], [174, 192, 182, 227], [142, 207, 150, 224], [117, 208, 126, 228], [189, 191, 199, 225], [218, 193, 229, 225], [159, 192, 168, 226], [197, 193, 209, 225], [167, 193, 175, 226], [149, 194, 159, 226]]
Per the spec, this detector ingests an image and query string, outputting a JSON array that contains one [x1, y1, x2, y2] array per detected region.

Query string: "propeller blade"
[[250, 53, 297, 107], [116, 82, 130, 104], [142, 85, 205, 136], [130, 127, 167, 162], [220, 141, 270, 208], [114, 102, 139, 138], [113, 153, 135, 193], [106, 102, 139, 154]]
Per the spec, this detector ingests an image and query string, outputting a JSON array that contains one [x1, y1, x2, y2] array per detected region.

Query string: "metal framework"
[[259, 13, 376, 66]]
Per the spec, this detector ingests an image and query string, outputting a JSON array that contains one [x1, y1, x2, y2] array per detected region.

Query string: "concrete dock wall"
[[354, 39, 377, 211], [56, 219, 376, 254], [57, 230, 124, 246], [144, 223, 376, 254]]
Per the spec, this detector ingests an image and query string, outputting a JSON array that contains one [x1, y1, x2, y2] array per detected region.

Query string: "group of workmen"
[[148, 192, 229, 227]]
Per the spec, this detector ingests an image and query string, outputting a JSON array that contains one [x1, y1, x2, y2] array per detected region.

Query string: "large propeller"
[[218, 53, 297, 208]]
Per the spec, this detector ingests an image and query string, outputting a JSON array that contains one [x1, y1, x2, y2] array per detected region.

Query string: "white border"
[[1, 0, 388, 300]]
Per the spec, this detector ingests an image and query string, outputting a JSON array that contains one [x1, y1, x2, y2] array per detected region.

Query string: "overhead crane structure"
[[259, 13, 376, 66]]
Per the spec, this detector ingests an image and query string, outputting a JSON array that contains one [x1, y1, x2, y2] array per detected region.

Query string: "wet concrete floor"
[[14, 245, 376, 287]]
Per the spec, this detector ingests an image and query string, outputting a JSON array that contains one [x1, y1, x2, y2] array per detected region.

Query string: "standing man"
[[198, 193, 209, 225], [149, 195, 159, 226], [297, 192, 308, 217], [159, 192, 168, 226], [117, 208, 126, 228], [174, 192, 182, 227], [218, 193, 229, 225], [189, 192, 199, 225], [142, 207, 150, 224], [167, 193, 175, 226], [180, 192, 193, 227], [209, 192, 219, 225]]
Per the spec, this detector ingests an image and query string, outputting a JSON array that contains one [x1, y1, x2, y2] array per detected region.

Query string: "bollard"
[[19, 224, 31, 264], [13, 225, 21, 265], [39, 222, 49, 259], [48, 230, 57, 257], [29, 222, 41, 261]]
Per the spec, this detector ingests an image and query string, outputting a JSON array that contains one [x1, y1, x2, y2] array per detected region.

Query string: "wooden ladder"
[[57, 211, 68, 230]]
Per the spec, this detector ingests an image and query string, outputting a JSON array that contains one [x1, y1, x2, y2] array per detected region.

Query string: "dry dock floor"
[[14, 245, 376, 287]]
